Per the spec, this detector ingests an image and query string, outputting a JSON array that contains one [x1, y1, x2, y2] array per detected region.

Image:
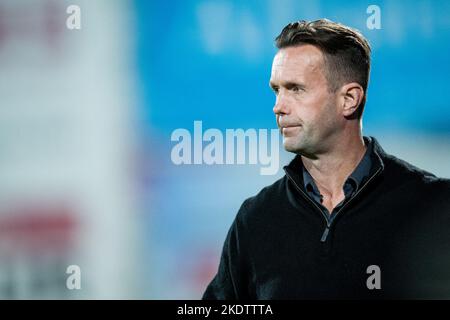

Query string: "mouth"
[[281, 125, 301, 136]]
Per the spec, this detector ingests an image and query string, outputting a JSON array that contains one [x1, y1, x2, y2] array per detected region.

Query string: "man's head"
[[270, 19, 371, 156]]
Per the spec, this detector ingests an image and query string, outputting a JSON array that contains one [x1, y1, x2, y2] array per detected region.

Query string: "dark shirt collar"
[[302, 136, 374, 197]]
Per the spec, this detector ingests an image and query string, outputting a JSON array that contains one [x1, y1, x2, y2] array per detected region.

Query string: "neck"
[[301, 132, 366, 196]]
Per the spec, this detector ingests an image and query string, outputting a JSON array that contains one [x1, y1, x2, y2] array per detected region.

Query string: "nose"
[[273, 92, 289, 115]]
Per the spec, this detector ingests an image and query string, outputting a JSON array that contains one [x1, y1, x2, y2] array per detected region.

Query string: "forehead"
[[271, 45, 326, 81]]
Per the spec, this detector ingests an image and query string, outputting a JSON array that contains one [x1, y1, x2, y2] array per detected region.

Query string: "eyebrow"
[[269, 81, 306, 90]]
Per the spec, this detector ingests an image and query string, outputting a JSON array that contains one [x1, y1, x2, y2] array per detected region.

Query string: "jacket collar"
[[283, 136, 386, 190]]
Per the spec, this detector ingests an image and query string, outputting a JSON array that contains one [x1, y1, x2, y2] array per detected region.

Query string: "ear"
[[339, 83, 364, 117]]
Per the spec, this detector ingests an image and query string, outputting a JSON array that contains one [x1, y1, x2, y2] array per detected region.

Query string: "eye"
[[292, 85, 301, 92], [272, 87, 279, 95]]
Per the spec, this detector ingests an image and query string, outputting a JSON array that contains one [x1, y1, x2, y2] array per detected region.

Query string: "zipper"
[[285, 172, 331, 241], [320, 225, 330, 242], [285, 166, 383, 243]]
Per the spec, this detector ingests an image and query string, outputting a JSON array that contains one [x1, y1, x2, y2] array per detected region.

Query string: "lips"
[[281, 125, 301, 136], [277, 119, 301, 129], [279, 124, 301, 130], [276, 116, 302, 131]]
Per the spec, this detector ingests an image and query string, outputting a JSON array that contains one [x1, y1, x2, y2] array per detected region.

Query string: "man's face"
[[270, 45, 341, 156]]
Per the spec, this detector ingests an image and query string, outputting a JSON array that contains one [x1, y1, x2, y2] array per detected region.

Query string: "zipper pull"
[[320, 225, 330, 242]]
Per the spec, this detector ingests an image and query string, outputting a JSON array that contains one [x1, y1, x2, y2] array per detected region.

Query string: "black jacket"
[[203, 137, 450, 299]]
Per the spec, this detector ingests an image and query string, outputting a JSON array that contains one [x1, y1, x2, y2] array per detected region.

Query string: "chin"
[[282, 138, 302, 154]]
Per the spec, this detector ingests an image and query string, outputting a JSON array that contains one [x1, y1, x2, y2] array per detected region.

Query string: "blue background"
[[133, 0, 450, 298]]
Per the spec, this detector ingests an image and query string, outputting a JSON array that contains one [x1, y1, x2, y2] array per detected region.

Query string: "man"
[[203, 19, 450, 299]]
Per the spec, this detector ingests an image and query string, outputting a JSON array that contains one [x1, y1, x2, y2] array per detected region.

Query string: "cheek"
[[301, 92, 337, 124], [319, 102, 341, 130], [291, 94, 322, 121]]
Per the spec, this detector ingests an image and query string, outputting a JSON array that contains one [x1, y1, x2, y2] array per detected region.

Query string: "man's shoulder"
[[382, 152, 450, 191], [236, 175, 288, 222], [242, 176, 287, 209]]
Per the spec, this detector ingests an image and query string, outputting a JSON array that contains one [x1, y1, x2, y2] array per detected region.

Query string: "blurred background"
[[0, 0, 449, 299]]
